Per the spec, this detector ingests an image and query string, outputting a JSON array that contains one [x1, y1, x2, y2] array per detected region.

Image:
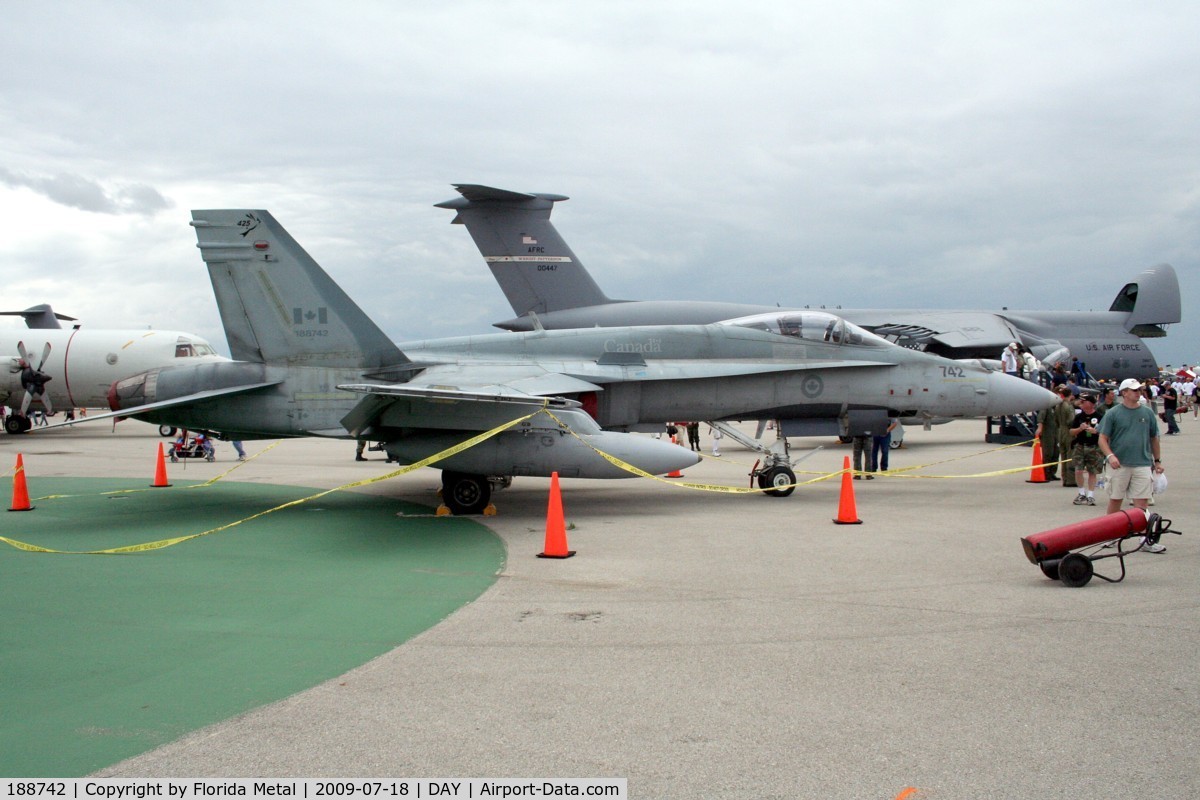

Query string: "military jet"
[[436, 185, 1180, 380], [74, 210, 1053, 513]]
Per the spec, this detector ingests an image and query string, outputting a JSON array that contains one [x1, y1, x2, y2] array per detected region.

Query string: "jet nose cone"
[[986, 372, 1059, 415]]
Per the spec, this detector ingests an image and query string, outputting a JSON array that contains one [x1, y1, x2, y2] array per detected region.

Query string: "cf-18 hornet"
[[71, 210, 1054, 513]]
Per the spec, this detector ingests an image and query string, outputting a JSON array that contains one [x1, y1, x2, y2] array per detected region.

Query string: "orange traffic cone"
[[538, 472, 576, 559], [150, 442, 172, 488], [1026, 439, 1049, 484], [665, 434, 684, 477], [832, 455, 862, 525], [8, 454, 34, 512]]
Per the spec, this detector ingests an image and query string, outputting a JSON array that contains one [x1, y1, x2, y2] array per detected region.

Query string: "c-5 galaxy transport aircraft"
[[77, 210, 1053, 513], [436, 185, 1180, 380]]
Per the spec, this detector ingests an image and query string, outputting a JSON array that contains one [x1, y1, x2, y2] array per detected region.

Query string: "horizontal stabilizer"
[[443, 185, 569, 205], [36, 380, 283, 430], [0, 305, 77, 329]]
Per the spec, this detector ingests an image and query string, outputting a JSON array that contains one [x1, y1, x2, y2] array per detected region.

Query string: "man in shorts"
[[1069, 394, 1105, 506], [1098, 378, 1167, 552]]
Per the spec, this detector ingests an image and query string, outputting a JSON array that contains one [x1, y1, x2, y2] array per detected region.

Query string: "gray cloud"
[[0, 167, 172, 215]]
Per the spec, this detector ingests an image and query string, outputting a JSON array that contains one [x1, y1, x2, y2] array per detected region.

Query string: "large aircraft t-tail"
[[436, 185, 613, 316]]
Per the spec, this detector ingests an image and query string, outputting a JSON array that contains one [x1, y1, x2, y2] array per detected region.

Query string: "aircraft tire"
[[442, 471, 492, 515], [1059, 553, 1094, 588], [159, 425, 177, 437], [1039, 559, 1061, 581], [4, 415, 29, 435], [759, 466, 796, 498]]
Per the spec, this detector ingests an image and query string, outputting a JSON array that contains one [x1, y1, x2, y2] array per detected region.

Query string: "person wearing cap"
[[1098, 378, 1166, 552], [1068, 394, 1105, 506], [1000, 342, 1021, 377]]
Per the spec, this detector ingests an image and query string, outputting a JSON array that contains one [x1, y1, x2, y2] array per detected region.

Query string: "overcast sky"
[[2, 2, 1197, 368]]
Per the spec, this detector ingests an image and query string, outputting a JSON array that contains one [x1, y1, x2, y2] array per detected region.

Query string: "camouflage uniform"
[[1056, 398, 1077, 487], [1037, 395, 1075, 481]]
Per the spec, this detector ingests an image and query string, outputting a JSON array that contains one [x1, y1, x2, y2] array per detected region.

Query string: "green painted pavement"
[[0, 478, 505, 776]]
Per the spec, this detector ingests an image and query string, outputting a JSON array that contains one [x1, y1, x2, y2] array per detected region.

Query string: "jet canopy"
[[720, 311, 889, 347]]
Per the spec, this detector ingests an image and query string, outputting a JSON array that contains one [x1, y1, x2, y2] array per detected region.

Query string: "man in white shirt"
[[1000, 342, 1021, 376]]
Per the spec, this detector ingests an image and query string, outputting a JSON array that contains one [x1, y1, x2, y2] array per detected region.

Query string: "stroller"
[[168, 431, 215, 462]]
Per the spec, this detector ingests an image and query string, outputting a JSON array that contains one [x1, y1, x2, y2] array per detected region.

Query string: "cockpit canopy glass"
[[175, 337, 218, 358], [720, 311, 888, 347]]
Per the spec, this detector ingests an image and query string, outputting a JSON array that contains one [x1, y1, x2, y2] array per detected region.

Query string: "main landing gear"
[[708, 421, 819, 498], [440, 471, 493, 516]]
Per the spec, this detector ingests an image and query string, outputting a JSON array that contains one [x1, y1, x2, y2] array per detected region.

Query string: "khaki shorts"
[[1106, 465, 1154, 500]]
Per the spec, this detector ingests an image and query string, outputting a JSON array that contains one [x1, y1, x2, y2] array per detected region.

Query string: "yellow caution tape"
[[547, 412, 1075, 489], [29, 441, 287, 502], [1, 409, 540, 555], [542, 410, 836, 493], [2, 408, 1071, 554], [183, 440, 283, 488]]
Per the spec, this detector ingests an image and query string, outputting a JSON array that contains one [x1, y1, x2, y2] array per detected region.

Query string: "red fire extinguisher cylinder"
[[1021, 508, 1148, 564]]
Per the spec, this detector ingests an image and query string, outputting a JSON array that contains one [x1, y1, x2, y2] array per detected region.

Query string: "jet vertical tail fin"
[[1108, 263, 1181, 337], [190, 210, 408, 370], [435, 184, 614, 316]]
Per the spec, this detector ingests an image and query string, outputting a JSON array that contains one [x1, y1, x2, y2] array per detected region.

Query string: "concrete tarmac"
[[8, 418, 1198, 798]]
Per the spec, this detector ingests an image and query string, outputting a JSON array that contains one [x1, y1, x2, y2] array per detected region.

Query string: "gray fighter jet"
[[437, 185, 1180, 380], [83, 210, 1053, 513]]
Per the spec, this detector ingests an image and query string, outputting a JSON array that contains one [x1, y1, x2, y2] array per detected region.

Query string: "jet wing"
[[842, 310, 1020, 350], [360, 358, 892, 394], [36, 381, 284, 430], [337, 359, 894, 436], [565, 359, 896, 382], [337, 368, 601, 435]]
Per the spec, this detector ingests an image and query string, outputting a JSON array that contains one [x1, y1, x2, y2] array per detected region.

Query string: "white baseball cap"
[[1118, 378, 1143, 392]]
